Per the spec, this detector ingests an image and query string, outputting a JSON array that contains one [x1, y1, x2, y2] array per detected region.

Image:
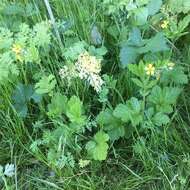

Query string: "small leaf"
[[131, 78, 144, 88]]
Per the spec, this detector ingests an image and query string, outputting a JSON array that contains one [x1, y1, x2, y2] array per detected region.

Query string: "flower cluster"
[[75, 51, 104, 92], [12, 44, 23, 62], [59, 65, 78, 84], [59, 51, 104, 92]]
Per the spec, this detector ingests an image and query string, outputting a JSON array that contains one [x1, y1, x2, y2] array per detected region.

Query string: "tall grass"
[[0, 0, 190, 189]]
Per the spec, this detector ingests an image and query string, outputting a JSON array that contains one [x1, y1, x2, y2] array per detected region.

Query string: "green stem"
[[2, 176, 9, 190], [43, 0, 64, 49]]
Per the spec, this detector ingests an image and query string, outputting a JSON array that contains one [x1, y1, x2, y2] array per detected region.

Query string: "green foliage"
[[168, 0, 190, 14], [66, 96, 86, 125], [120, 29, 168, 66], [35, 74, 56, 95], [96, 109, 125, 141], [148, 86, 181, 113], [161, 66, 188, 85], [114, 97, 143, 126], [148, 0, 162, 16], [0, 0, 190, 188], [12, 83, 41, 117], [47, 93, 68, 118], [152, 112, 170, 126], [63, 41, 86, 61], [86, 131, 109, 161]]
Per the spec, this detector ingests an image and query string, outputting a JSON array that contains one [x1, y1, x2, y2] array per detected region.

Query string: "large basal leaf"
[[148, 0, 162, 16], [128, 27, 144, 47], [134, 7, 149, 26], [120, 45, 138, 67], [12, 83, 42, 118]]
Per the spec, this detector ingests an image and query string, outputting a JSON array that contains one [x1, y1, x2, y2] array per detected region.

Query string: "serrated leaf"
[[153, 112, 170, 126], [48, 93, 68, 118], [114, 98, 143, 126], [148, 85, 181, 113], [35, 74, 56, 95], [128, 61, 145, 77], [66, 96, 86, 125], [96, 109, 125, 141], [139, 33, 169, 53], [168, 0, 190, 14], [131, 78, 144, 88], [113, 104, 130, 122], [160, 66, 188, 85], [178, 15, 190, 32]]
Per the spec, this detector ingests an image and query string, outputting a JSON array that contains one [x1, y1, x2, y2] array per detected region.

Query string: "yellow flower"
[[12, 44, 22, 55], [167, 62, 175, 70], [161, 20, 169, 29], [145, 64, 155, 76]]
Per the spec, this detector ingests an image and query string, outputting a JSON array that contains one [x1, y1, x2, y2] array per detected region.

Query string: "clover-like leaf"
[[86, 131, 109, 161]]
